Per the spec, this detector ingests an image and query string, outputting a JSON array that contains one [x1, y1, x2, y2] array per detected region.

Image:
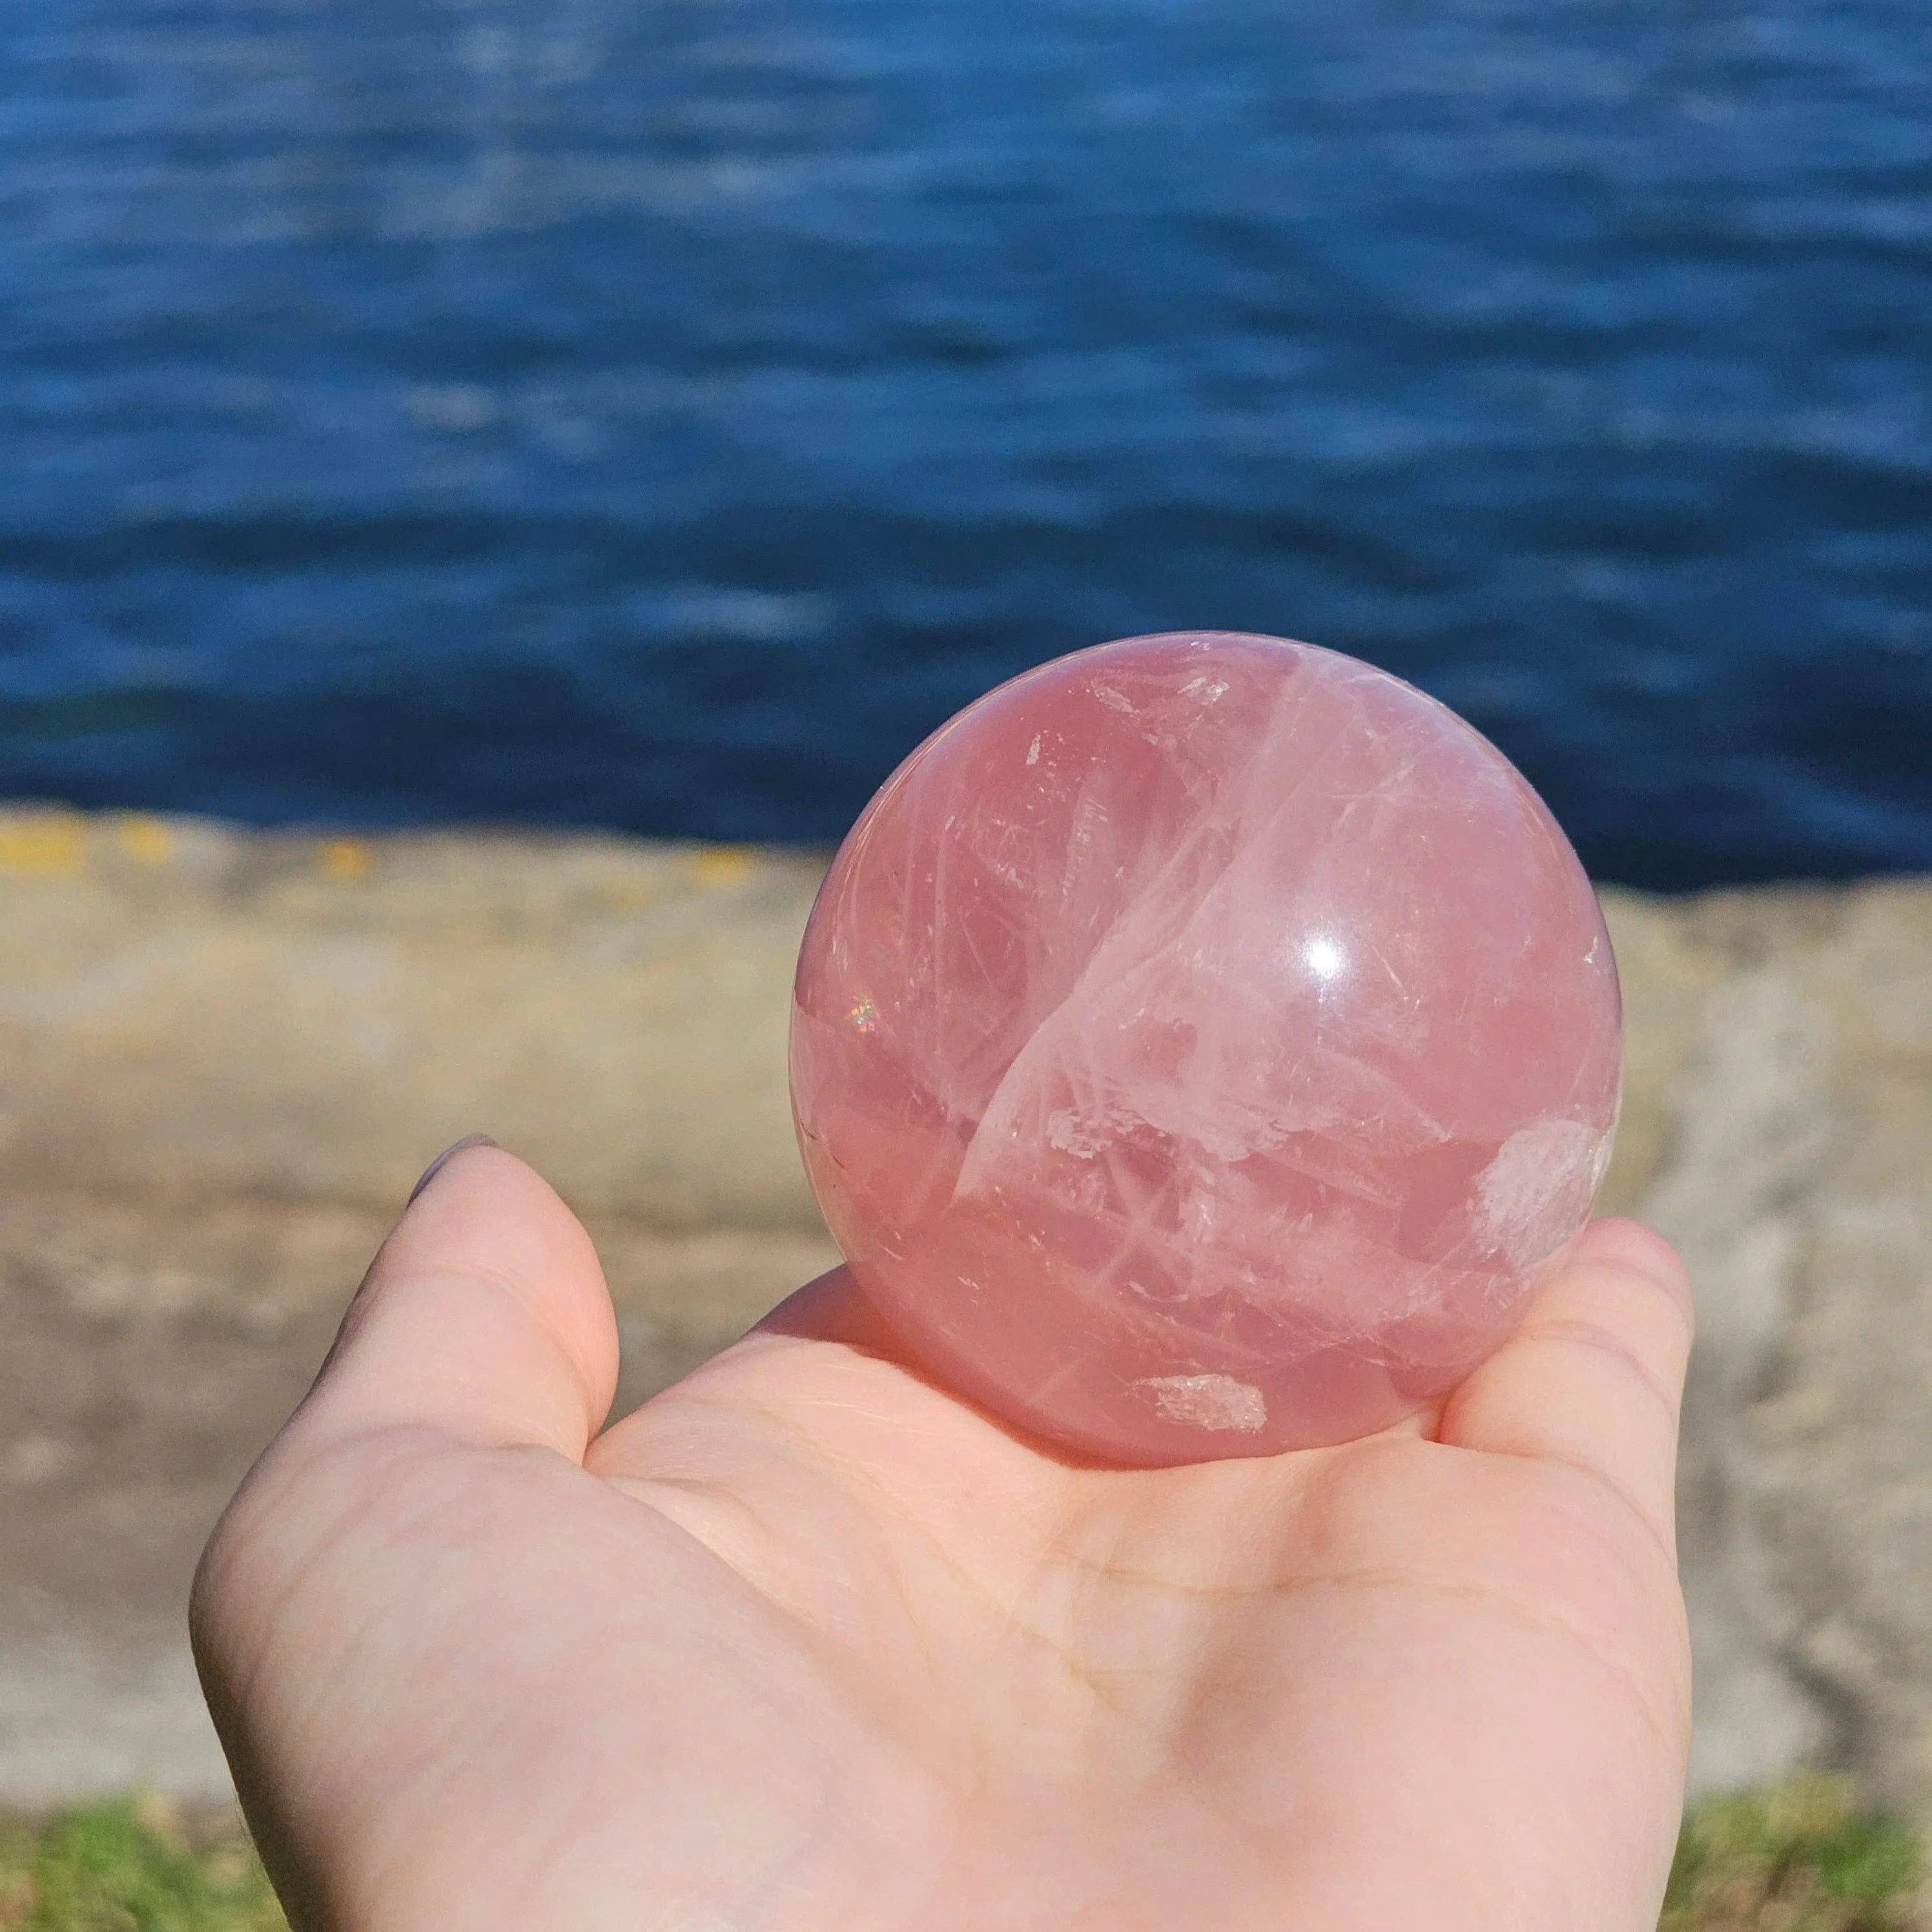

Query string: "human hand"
[[193, 1143, 1692, 1931]]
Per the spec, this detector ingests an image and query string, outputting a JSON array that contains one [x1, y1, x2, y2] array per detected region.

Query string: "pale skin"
[[192, 1144, 1694, 1932]]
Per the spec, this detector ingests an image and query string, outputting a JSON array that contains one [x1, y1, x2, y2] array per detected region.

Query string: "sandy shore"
[[1, 805, 1927, 1820]]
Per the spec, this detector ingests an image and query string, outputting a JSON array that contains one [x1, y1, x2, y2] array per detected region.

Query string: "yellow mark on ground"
[[0, 813, 88, 878], [114, 814, 177, 865], [320, 837, 373, 882], [689, 845, 755, 889]]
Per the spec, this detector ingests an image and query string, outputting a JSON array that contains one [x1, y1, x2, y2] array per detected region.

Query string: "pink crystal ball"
[[790, 632, 1621, 1464]]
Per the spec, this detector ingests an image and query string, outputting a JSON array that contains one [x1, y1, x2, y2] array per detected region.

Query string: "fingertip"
[[1435, 1220, 1696, 1546], [387, 1141, 598, 1305], [1572, 1218, 1694, 1327], [391, 1140, 621, 1412], [314, 1142, 620, 1456], [406, 1132, 499, 1208]]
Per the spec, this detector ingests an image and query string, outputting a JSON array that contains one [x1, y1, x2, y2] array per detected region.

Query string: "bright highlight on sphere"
[[790, 632, 1621, 1464]]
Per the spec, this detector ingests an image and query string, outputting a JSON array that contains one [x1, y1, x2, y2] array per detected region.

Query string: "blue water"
[[3, 0, 1929, 888]]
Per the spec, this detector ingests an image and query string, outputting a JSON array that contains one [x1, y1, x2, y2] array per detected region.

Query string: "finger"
[[1434, 1218, 1693, 1548], [299, 1142, 619, 1461]]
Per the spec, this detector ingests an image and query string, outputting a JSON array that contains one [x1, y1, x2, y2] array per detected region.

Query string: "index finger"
[[1434, 1218, 1694, 1552]]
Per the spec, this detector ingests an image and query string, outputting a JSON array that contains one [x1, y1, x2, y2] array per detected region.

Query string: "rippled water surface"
[[3, 0, 1929, 885]]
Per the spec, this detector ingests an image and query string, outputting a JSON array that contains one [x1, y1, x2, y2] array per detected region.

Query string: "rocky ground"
[[0, 806, 1926, 1824]]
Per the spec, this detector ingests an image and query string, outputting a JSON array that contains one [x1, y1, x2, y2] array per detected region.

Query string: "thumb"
[[300, 1139, 620, 1463]]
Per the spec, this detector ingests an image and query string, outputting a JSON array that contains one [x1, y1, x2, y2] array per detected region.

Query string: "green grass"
[[1663, 1778, 1926, 1931], [0, 1799, 285, 1932], [0, 1780, 1921, 1929]]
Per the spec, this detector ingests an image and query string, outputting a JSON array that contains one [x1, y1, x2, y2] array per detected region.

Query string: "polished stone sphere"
[[790, 632, 1621, 1463]]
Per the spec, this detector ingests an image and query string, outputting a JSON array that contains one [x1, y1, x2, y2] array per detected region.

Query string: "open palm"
[[193, 1145, 1692, 1932]]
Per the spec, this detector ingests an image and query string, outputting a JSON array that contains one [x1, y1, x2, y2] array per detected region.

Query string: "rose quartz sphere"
[[790, 632, 1621, 1464]]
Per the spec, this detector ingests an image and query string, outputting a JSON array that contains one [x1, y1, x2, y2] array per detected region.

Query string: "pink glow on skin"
[[790, 632, 1621, 1464]]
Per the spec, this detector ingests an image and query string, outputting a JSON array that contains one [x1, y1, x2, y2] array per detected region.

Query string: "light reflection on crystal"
[[1303, 936, 1346, 981]]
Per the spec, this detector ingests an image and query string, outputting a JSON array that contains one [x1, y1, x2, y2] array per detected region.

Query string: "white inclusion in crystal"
[[1180, 1186, 1218, 1240], [1139, 1373, 1267, 1432], [1045, 1108, 1104, 1157], [1304, 936, 1347, 981], [1045, 1102, 1146, 1159], [1475, 1118, 1606, 1270], [1026, 734, 1042, 766]]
